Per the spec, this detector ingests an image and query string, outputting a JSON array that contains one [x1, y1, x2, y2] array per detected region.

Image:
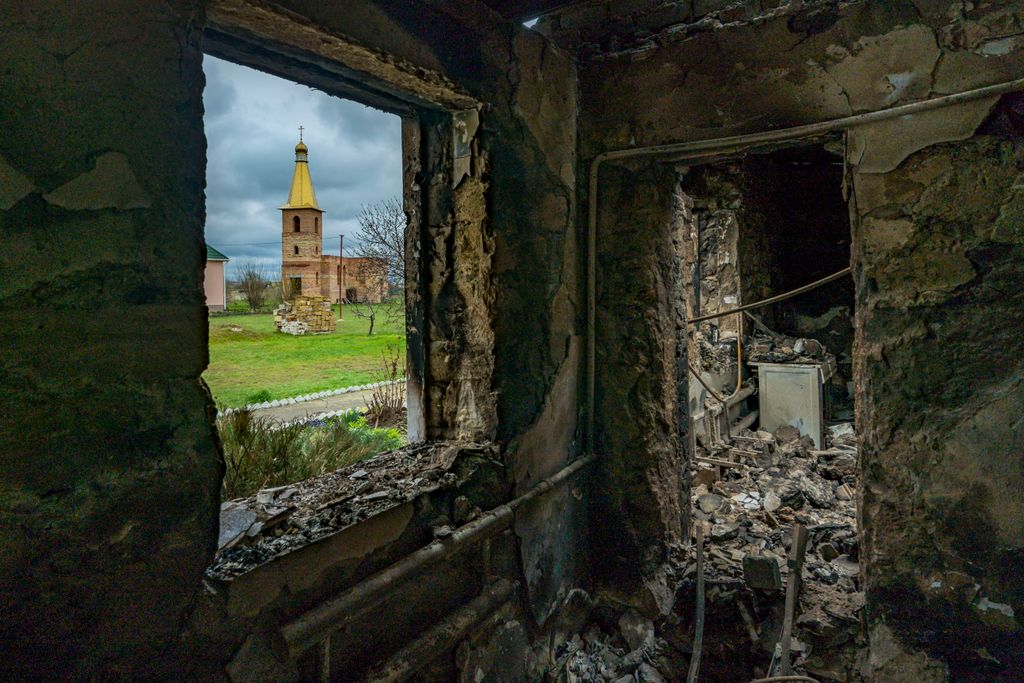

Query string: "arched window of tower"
[[293, 216, 300, 232], [315, 216, 319, 233], [294, 245, 299, 255]]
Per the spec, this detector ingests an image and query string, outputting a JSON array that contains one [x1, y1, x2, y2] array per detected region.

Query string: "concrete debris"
[[687, 421, 864, 679], [747, 330, 835, 366], [551, 622, 679, 683], [617, 610, 655, 652], [207, 441, 495, 580]]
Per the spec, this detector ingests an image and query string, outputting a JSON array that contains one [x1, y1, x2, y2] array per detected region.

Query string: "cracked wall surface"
[[578, 2, 1024, 156], [849, 99, 1024, 681]]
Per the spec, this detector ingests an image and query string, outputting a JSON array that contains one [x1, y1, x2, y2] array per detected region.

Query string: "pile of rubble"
[[745, 330, 835, 367], [545, 423, 863, 682], [208, 441, 495, 580], [274, 294, 336, 334], [688, 422, 863, 678], [550, 611, 683, 682]]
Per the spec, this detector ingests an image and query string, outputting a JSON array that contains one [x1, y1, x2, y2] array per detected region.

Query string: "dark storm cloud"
[[202, 56, 402, 279]]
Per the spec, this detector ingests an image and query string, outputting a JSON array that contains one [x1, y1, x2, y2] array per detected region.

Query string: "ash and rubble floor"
[[547, 423, 863, 682], [208, 441, 492, 580]]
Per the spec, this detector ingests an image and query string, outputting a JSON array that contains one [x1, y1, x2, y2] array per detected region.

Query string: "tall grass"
[[218, 409, 404, 500]]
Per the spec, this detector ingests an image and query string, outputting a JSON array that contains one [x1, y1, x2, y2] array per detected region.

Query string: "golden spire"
[[280, 128, 320, 210]]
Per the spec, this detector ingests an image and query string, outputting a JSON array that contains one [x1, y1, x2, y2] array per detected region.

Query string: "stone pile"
[[745, 330, 835, 366], [274, 295, 336, 334]]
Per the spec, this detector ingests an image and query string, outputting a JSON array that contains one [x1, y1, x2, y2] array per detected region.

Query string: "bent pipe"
[[273, 454, 595, 660]]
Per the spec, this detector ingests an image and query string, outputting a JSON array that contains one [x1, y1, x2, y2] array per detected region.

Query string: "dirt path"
[[247, 389, 376, 423]]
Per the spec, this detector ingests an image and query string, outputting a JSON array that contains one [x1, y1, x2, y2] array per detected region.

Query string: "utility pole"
[[344, 233, 348, 321]]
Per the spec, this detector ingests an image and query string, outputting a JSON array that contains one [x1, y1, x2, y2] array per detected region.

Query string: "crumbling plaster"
[[594, 162, 688, 615], [578, 2, 1024, 155], [850, 116, 1024, 681], [0, 0, 218, 678]]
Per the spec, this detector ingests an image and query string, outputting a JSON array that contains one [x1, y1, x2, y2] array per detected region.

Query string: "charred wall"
[[850, 100, 1024, 681], [594, 162, 688, 614], [0, 1, 219, 678], [579, 1, 1024, 677], [1, 0, 584, 678]]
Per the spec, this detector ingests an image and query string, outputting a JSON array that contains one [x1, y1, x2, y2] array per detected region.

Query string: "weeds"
[[365, 344, 406, 428], [218, 409, 404, 500]]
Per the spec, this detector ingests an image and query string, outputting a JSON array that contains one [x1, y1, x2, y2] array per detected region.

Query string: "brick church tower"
[[280, 131, 327, 299]]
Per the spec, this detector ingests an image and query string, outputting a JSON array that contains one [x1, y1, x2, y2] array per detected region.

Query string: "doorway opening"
[[678, 141, 861, 680]]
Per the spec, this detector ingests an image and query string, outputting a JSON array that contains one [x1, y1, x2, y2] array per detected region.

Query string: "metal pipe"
[[732, 408, 759, 434], [584, 77, 1024, 452], [688, 362, 726, 404], [688, 268, 851, 325], [736, 312, 744, 376], [364, 579, 516, 682], [726, 383, 755, 410], [777, 524, 810, 675], [274, 455, 595, 660], [686, 523, 706, 683]]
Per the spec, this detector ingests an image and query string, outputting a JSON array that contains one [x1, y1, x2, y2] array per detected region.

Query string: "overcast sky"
[[203, 55, 402, 279]]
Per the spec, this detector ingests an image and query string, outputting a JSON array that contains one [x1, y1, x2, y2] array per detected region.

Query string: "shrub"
[[218, 409, 405, 500], [365, 345, 406, 428], [245, 389, 273, 404]]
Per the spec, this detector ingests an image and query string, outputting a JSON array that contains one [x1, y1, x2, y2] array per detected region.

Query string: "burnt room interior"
[[2, 1, 1023, 682]]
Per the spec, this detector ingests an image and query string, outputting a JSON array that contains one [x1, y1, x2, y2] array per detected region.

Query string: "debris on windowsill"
[[207, 440, 497, 580]]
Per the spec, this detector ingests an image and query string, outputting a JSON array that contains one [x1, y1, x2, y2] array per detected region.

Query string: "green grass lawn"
[[204, 302, 405, 408]]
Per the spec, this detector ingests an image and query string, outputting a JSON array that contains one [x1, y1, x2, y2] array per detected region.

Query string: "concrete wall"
[[205, 260, 227, 310]]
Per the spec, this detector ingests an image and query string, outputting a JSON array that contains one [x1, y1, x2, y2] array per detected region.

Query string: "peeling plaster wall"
[[0, 1, 220, 678], [578, 2, 1024, 155], [849, 104, 1024, 681]]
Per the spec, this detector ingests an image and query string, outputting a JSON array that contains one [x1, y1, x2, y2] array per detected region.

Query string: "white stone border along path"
[[217, 379, 406, 417]]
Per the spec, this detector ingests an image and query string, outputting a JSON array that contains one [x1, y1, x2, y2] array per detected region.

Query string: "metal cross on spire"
[[298, 125, 304, 142]]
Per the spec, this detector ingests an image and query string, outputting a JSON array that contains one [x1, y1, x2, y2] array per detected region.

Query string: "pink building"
[[204, 244, 229, 311]]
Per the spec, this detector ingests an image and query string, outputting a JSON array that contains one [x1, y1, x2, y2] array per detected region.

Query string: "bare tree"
[[236, 259, 270, 312], [352, 196, 406, 297], [348, 196, 407, 334]]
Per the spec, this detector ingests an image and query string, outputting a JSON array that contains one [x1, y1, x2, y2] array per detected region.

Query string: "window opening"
[[200, 54, 412, 509]]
